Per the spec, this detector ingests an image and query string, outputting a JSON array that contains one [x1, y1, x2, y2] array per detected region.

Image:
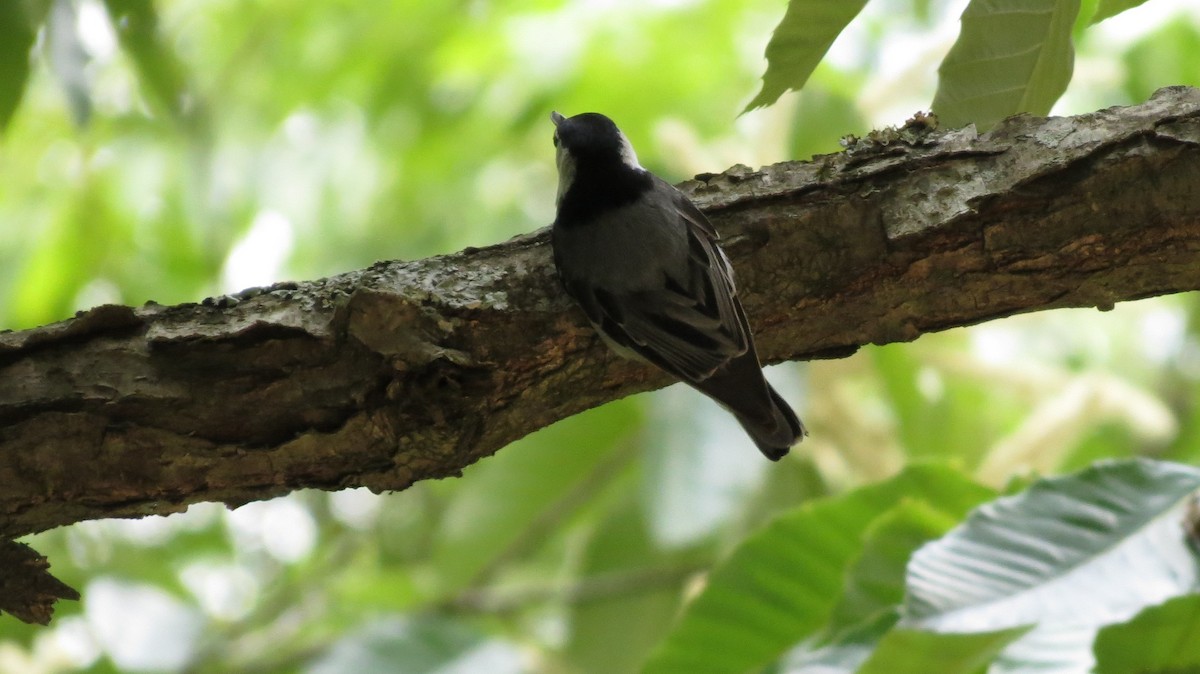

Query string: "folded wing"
[[561, 183, 749, 382]]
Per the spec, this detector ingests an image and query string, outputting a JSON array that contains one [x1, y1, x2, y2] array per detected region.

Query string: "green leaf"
[[1090, 0, 1152, 24], [0, 1, 36, 132], [932, 0, 1082, 131], [907, 459, 1200, 672], [827, 499, 965, 633], [1093, 593, 1200, 674], [642, 464, 993, 674], [1073, 0, 1099, 35], [743, 0, 870, 112], [11, 178, 114, 329], [857, 625, 1034, 674]]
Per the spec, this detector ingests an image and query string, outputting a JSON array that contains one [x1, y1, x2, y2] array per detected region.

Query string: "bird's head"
[[550, 111, 643, 205]]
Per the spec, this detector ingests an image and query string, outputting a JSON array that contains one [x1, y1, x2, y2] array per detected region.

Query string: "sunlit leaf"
[[1093, 593, 1200, 674], [1072, 0, 1099, 37], [744, 0, 869, 112], [11, 182, 111, 328], [642, 464, 992, 674], [1090, 0, 1152, 24], [907, 459, 1200, 672], [932, 0, 1081, 131]]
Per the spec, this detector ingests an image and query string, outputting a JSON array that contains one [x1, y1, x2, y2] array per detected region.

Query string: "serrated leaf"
[[0, 1, 37, 132], [642, 464, 993, 674], [1093, 593, 1200, 674], [906, 459, 1200, 673], [1090, 0, 1152, 24], [744, 0, 869, 112], [856, 624, 1033, 674], [932, 0, 1081, 131]]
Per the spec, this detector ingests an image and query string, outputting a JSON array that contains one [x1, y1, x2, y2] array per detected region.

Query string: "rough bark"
[[2, 87, 1200, 621]]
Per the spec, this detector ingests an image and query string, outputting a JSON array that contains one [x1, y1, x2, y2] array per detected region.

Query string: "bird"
[[548, 110, 806, 460]]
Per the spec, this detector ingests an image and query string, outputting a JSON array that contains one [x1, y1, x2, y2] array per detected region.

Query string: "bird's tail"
[[733, 383, 806, 461], [691, 352, 806, 461]]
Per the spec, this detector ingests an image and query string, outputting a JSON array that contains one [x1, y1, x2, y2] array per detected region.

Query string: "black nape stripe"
[[556, 162, 653, 226]]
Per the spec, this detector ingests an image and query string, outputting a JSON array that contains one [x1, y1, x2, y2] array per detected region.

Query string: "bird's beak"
[[550, 111, 566, 127]]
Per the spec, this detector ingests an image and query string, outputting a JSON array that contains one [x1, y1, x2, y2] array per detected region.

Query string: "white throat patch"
[[617, 131, 643, 171], [555, 146, 575, 207], [554, 124, 644, 207]]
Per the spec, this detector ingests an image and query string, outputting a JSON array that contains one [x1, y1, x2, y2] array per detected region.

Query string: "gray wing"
[[558, 179, 749, 381]]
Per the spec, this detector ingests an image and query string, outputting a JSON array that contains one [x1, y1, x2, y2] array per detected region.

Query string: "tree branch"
[[3, 86, 1199, 545]]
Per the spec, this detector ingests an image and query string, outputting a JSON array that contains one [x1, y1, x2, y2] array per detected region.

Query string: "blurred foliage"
[[1092, 0, 1154, 24], [2, 0, 1200, 672]]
